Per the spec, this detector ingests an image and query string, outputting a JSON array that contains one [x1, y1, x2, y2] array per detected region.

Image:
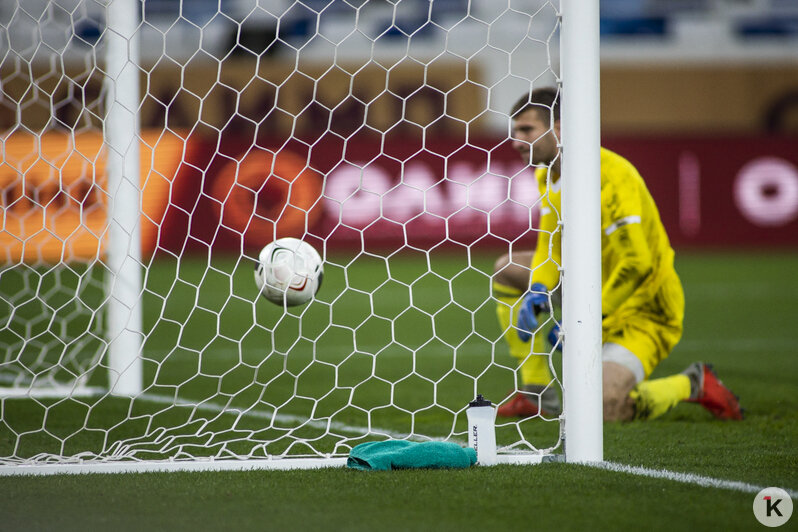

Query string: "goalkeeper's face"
[[511, 109, 560, 168]]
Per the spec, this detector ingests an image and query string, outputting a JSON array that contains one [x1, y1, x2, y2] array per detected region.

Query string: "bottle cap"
[[468, 394, 492, 407]]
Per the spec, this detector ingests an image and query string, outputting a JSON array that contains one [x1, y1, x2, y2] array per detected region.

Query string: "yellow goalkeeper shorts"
[[602, 271, 685, 379]]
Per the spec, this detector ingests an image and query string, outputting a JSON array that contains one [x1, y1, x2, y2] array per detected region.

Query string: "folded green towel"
[[347, 440, 477, 471]]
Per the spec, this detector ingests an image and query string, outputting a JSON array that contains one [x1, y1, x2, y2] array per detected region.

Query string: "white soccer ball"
[[254, 238, 324, 307]]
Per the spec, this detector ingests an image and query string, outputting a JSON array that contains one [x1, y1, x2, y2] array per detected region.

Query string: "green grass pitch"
[[1, 250, 797, 530]]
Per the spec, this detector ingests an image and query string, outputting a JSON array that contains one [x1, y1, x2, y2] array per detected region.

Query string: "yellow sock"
[[493, 281, 553, 387], [630, 374, 691, 421]]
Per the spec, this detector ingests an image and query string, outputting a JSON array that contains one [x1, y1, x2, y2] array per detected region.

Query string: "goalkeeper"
[[493, 87, 743, 421]]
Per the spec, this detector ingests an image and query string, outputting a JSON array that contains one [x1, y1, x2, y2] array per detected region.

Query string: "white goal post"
[[0, 0, 601, 474], [104, 0, 144, 397], [560, 0, 603, 463]]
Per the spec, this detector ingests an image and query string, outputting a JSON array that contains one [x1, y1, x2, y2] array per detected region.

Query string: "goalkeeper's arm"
[[517, 195, 561, 342]]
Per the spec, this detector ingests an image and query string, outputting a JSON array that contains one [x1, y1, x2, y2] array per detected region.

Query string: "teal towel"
[[347, 440, 477, 471]]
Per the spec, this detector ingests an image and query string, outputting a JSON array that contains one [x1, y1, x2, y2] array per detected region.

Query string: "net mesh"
[[0, 0, 563, 467]]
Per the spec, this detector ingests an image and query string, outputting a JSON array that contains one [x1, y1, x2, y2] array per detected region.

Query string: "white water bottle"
[[466, 395, 497, 466]]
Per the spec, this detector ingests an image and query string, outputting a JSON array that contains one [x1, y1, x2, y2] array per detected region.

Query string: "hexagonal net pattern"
[[0, 0, 566, 471]]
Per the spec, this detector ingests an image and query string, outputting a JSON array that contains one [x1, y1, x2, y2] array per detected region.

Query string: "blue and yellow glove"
[[547, 322, 562, 352], [516, 282, 550, 342]]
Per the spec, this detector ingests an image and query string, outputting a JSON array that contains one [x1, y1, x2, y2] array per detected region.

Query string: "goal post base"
[[497, 453, 564, 466], [0, 453, 563, 476]]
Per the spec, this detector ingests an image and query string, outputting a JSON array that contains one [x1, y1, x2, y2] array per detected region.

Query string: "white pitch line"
[[138, 393, 797, 500], [137, 392, 425, 441], [586, 461, 798, 499], [6, 385, 794, 494], [6, 390, 793, 493]]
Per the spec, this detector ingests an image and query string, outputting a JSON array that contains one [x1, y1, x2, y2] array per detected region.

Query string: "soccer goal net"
[[0, 0, 601, 474]]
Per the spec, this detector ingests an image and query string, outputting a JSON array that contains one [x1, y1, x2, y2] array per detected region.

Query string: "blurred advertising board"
[[2, 130, 796, 263], [605, 136, 798, 248], [0, 130, 183, 263]]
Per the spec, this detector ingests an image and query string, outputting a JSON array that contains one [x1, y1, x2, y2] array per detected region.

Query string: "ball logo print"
[[753, 487, 793, 527], [254, 238, 324, 307]]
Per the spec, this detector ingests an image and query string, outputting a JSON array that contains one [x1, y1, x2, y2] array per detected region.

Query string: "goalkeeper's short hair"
[[511, 87, 560, 126]]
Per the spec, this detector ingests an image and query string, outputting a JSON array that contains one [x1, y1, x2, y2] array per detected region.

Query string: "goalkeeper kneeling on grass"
[[493, 87, 743, 422]]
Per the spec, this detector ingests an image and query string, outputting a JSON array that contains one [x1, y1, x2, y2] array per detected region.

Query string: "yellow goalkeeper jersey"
[[530, 147, 677, 317]]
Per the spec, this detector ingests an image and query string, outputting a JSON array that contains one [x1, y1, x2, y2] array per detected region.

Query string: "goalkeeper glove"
[[516, 282, 550, 342], [548, 322, 562, 352]]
